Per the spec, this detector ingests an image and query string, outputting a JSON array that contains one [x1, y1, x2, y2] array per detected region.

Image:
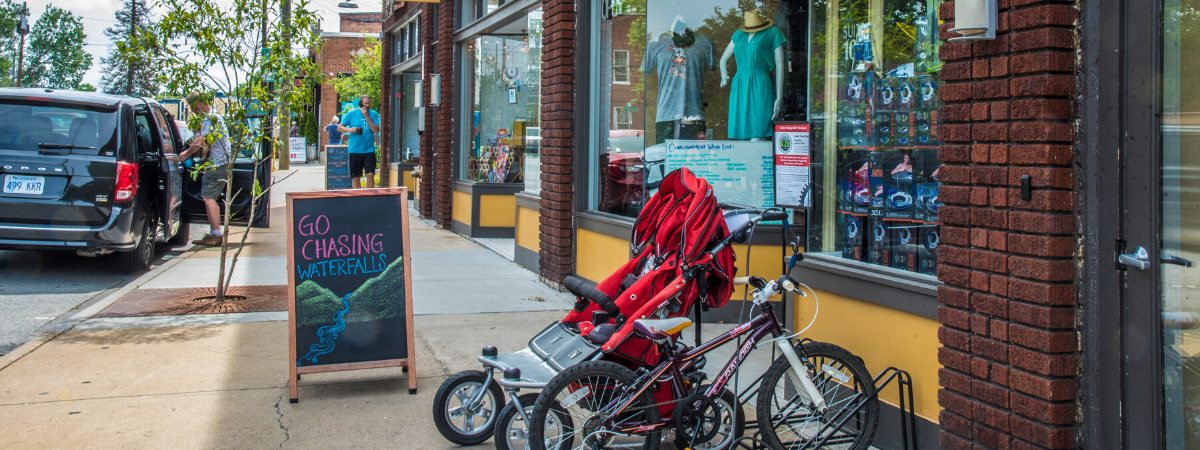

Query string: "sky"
[[21, 0, 379, 89]]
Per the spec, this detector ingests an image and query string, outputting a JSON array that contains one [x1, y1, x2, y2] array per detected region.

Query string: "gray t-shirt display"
[[641, 31, 714, 123]]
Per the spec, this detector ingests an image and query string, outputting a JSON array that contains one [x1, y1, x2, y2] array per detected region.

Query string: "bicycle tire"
[[527, 360, 660, 450], [755, 342, 878, 450]]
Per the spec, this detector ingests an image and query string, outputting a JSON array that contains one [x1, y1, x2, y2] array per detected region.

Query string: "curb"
[[67, 243, 201, 323]]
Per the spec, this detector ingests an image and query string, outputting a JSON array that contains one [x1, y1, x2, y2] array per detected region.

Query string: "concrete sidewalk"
[[0, 163, 777, 449]]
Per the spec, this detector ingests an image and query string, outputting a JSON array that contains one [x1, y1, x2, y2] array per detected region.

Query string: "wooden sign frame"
[[286, 187, 416, 403]]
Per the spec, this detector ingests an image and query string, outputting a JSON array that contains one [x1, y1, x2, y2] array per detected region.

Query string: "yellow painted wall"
[[403, 171, 419, 199], [479, 195, 516, 227], [576, 229, 630, 283], [793, 289, 942, 421], [388, 167, 399, 188], [452, 190, 471, 225], [728, 244, 787, 301], [516, 206, 540, 251]]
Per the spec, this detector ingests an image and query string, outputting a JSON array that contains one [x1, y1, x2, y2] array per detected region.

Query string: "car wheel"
[[120, 219, 155, 275], [167, 219, 190, 246]]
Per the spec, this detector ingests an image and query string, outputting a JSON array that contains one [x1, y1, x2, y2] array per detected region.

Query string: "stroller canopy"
[[564, 168, 737, 357]]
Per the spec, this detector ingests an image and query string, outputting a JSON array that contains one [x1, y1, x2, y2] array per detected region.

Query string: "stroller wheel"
[[434, 370, 507, 445], [494, 393, 575, 450], [673, 387, 744, 450]]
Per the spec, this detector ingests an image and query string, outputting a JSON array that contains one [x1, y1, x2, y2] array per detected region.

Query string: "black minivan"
[[0, 88, 270, 274]]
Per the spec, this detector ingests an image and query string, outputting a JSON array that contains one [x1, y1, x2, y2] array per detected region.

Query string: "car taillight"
[[115, 161, 137, 201]]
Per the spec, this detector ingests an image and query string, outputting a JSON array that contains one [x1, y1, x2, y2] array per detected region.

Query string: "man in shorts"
[[176, 93, 232, 246], [337, 95, 381, 189]]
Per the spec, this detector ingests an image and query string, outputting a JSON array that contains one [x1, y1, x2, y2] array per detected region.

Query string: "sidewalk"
[[0, 163, 776, 449]]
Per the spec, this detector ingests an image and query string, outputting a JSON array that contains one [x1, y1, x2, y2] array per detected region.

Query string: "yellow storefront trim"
[[403, 171, 419, 199], [793, 289, 941, 421], [452, 190, 471, 225], [576, 229, 629, 283], [479, 195, 517, 228], [516, 206, 540, 252]]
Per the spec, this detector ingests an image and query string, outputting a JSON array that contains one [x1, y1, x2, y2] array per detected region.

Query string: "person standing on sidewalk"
[[176, 93, 232, 246], [324, 116, 342, 146], [337, 95, 380, 189]]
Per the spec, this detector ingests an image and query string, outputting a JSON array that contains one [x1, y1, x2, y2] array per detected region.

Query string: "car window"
[[0, 101, 119, 156], [134, 113, 156, 155], [151, 108, 177, 155]]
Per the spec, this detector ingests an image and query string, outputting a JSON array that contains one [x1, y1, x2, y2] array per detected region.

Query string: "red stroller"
[[432, 168, 741, 450]]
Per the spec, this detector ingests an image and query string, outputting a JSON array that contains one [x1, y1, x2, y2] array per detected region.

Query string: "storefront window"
[[400, 72, 421, 162], [804, 0, 944, 275], [594, 0, 809, 217], [461, 9, 544, 187]]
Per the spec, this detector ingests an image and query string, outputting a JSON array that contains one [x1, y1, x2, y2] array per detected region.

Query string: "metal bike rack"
[[730, 343, 920, 450]]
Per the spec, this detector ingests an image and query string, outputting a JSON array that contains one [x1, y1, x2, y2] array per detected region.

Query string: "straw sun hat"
[[740, 8, 774, 33]]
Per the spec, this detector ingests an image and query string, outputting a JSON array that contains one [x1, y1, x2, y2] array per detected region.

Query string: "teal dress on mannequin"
[[727, 27, 787, 140]]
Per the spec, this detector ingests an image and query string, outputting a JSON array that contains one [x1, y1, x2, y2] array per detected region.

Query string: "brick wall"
[[434, 0, 455, 227], [340, 13, 383, 33], [935, 1, 1080, 449], [316, 35, 369, 156], [538, 0, 577, 286], [419, 6, 435, 218], [380, 22, 393, 188]]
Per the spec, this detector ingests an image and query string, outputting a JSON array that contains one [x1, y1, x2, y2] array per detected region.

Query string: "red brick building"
[[379, 0, 1199, 448], [313, 12, 382, 158]]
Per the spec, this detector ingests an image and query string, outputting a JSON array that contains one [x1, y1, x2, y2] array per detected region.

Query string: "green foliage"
[[77, 83, 97, 92], [0, 0, 23, 87], [100, 0, 158, 96], [22, 5, 91, 89], [331, 36, 382, 110], [302, 110, 319, 144], [295, 257, 407, 327]]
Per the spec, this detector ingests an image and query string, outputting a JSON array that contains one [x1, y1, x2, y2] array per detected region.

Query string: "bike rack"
[[730, 349, 919, 450]]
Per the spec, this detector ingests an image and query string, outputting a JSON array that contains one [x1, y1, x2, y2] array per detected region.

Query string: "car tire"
[[167, 219, 190, 246], [120, 218, 155, 275]]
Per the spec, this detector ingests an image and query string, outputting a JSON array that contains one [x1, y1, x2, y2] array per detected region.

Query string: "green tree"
[[123, 0, 322, 300], [0, 0, 24, 87], [100, 0, 157, 96], [77, 83, 97, 92], [22, 5, 91, 89], [331, 36, 381, 111]]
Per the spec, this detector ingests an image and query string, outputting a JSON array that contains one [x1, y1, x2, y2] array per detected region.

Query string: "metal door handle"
[[1120, 247, 1150, 270], [1163, 253, 1195, 268]]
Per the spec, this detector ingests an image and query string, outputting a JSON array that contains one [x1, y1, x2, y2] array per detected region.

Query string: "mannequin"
[[720, 7, 786, 140], [642, 15, 714, 144]]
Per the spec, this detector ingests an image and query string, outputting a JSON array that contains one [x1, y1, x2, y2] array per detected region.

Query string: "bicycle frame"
[[602, 298, 790, 434]]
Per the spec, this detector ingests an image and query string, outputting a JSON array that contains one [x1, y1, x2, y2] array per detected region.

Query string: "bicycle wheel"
[[527, 360, 661, 450], [756, 342, 878, 450]]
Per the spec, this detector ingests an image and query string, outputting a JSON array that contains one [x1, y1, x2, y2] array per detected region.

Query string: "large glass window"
[[400, 72, 421, 162], [595, 0, 809, 217], [804, 0, 944, 275], [461, 9, 543, 189], [592, 0, 943, 276]]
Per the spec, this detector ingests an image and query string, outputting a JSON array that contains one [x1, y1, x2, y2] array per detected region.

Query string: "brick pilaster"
[[418, 5, 434, 218], [537, 0, 577, 287], [379, 19, 392, 188], [936, 1, 1080, 449], [433, 0, 455, 228]]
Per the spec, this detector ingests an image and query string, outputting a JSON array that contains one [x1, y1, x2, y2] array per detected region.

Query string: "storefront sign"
[[773, 122, 811, 208], [325, 145, 352, 190], [289, 137, 306, 163], [662, 140, 774, 209], [286, 188, 417, 402]]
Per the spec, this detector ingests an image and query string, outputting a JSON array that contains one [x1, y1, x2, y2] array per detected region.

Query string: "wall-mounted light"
[[414, 80, 424, 108], [948, 0, 996, 42], [428, 74, 441, 106]]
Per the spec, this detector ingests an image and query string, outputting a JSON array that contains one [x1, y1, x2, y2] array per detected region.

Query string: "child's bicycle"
[[526, 208, 880, 450]]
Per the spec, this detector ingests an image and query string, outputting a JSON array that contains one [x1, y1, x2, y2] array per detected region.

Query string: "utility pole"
[[127, 0, 136, 94], [276, 0, 291, 170], [16, 3, 28, 87]]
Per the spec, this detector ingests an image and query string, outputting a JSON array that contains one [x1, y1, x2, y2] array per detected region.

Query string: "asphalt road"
[[0, 232, 192, 356]]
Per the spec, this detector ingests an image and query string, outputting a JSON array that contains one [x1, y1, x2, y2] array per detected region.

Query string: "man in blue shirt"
[[324, 116, 342, 145], [337, 95, 381, 188]]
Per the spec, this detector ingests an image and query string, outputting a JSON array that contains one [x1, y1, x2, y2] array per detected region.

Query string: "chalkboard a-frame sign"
[[286, 188, 416, 403]]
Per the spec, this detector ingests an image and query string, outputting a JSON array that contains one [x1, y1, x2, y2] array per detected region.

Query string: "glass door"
[[1162, 1, 1200, 447]]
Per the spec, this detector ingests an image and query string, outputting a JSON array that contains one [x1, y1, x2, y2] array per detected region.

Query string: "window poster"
[[773, 122, 811, 208]]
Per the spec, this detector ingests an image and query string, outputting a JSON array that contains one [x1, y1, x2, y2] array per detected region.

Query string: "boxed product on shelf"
[[896, 77, 917, 110], [867, 151, 887, 217], [837, 104, 872, 147], [867, 216, 891, 266], [893, 111, 917, 146], [848, 149, 873, 215], [913, 110, 935, 146], [838, 147, 853, 212], [874, 110, 896, 146], [883, 149, 916, 220], [916, 148, 942, 223], [918, 226, 940, 276], [890, 224, 920, 272], [840, 72, 873, 106], [843, 213, 866, 262], [916, 75, 938, 109], [875, 77, 898, 110]]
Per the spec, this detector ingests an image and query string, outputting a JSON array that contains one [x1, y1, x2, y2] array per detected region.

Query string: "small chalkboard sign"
[[325, 144, 352, 190], [286, 188, 415, 402]]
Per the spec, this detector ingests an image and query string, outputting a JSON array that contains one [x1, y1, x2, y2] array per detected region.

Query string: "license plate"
[[3, 175, 45, 195]]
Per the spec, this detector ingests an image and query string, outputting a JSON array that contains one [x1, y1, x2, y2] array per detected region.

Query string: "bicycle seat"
[[632, 317, 692, 341]]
